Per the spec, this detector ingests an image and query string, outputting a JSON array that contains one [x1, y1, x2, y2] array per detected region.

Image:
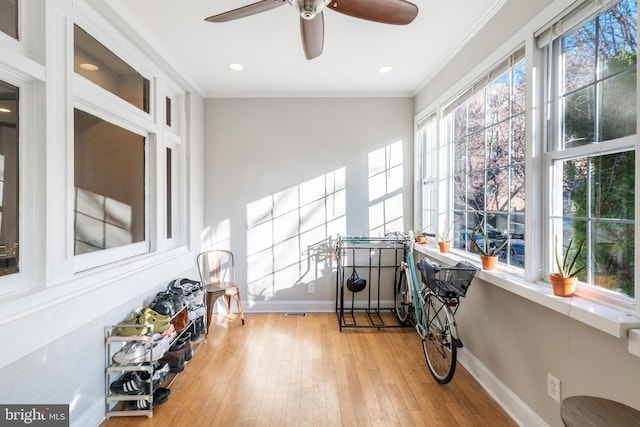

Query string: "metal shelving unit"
[[105, 326, 154, 419]]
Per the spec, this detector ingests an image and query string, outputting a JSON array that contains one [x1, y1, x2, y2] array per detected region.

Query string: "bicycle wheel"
[[422, 292, 457, 384], [394, 268, 410, 324]]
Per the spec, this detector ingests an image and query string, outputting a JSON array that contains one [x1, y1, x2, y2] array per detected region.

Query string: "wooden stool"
[[561, 396, 640, 427]]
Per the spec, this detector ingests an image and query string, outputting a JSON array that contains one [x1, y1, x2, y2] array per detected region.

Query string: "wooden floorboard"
[[101, 312, 516, 427]]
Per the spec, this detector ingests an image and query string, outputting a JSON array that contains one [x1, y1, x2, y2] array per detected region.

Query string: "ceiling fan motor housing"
[[288, 0, 331, 20]]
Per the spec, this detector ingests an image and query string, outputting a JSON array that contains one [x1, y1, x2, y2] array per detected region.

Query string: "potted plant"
[[550, 235, 586, 297], [413, 228, 427, 244], [471, 223, 509, 270], [433, 223, 453, 253]]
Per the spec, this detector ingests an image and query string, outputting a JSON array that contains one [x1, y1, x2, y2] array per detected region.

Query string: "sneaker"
[[187, 302, 205, 320], [139, 362, 170, 391], [128, 387, 170, 410], [151, 335, 169, 361], [112, 342, 151, 364], [109, 371, 145, 395], [117, 315, 150, 336], [141, 308, 171, 323], [138, 311, 171, 333]]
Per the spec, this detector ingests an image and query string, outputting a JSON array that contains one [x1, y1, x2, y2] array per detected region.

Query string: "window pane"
[[486, 166, 509, 212], [511, 164, 526, 210], [166, 97, 172, 127], [592, 221, 634, 297], [512, 62, 526, 115], [0, 80, 18, 276], [453, 175, 466, 210], [562, 158, 588, 218], [0, 0, 17, 39], [166, 147, 172, 239], [468, 93, 485, 134], [599, 0, 638, 78], [563, 86, 595, 147], [511, 113, 526, 163], [74, 25, 150, 113], [563, 20, 597, 93], [487, 122, 509, 168], [590, 151, 634, 220], [601, 70, 637, 140], [74, 109, 145, 254]]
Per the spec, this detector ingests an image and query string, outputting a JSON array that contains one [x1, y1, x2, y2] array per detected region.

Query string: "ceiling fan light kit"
[[205, 0, 418, 60]]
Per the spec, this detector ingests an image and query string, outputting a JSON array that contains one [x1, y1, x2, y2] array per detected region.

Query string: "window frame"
[[70, 12, 188, 273], [444, 53, 527, 269], [543, 0, 637, 306]]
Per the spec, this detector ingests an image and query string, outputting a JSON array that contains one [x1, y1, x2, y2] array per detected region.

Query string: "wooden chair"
[[196, 249, 245, 332]]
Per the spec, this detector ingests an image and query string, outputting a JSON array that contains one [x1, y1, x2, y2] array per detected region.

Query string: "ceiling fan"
[[205, 0, 419, 60]]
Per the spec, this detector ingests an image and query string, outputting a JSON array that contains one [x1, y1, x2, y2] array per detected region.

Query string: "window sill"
[[414, 244, 640, 339]]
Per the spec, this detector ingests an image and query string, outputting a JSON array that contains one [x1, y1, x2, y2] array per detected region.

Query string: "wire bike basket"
[[417, 258, 478, 300]]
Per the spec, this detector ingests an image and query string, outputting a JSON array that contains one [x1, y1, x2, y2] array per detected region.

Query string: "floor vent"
[[284, 312, 308, 318]]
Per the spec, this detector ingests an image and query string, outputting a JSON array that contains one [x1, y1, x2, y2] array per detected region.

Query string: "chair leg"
[[205, 294, 216, 333], [223, 295, 231, 315], [235, 293, 245, 325]]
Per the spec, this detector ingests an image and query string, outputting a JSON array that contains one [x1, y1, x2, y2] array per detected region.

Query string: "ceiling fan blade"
[[205, 0, 286, 23], [300, 13, 324, 60], [328, 0, 418, 25]]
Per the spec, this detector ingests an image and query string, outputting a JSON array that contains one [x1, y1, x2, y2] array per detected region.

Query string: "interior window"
[[0, 0, 18, 39], [0, 80, 18, 276], [74, 25, 150, 113], [74, 109, 146, 255]]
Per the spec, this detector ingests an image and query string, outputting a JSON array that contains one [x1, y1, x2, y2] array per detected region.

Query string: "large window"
[[547, 0, 637, 299], [0, 80, 18, 276], [74, 109, 146, 255], [448, 54, 526, 268]]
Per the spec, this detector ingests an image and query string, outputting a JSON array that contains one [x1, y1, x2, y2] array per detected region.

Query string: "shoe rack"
[[104, 325, 155, 419]]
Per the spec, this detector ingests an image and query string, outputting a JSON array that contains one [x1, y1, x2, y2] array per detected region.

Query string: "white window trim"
[[543, 0, 637, 307], [413, 0, 640, 336]]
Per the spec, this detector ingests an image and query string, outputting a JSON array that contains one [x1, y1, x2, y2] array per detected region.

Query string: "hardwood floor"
[[101, 312, 516, 427]]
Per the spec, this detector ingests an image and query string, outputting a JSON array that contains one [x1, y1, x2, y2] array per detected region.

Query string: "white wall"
[[204, 98, 414, 312], [414, 0, 640, 426], [0, 1, 207, 426]]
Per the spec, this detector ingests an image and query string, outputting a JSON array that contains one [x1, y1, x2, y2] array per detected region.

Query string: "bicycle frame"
[[402, 241, 461, 345]]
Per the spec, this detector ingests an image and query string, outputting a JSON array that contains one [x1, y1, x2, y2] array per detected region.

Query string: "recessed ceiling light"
[[0, 108, 10, 113], [378, 65, 394, 74], [228, 63, 245, 71], [79, 63, 99, 71]]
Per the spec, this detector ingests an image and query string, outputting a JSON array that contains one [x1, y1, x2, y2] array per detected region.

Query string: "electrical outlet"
[[308, 283, 315, 293], [548, 373, 561, 403]]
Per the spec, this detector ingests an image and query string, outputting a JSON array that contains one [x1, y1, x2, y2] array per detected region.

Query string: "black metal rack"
[[334, 235, 409, 330]]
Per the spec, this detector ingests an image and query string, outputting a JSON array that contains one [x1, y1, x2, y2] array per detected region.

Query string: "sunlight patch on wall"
[[246, 168, 346, 303], [368, 141, 404, 236]]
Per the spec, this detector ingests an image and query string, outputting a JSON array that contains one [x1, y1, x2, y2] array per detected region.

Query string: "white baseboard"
[[457, 348, 548, 427], [241, 300, 336, 313]]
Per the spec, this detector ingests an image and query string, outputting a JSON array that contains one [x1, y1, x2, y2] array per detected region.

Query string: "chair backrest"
[[197, 249, 235, 285]]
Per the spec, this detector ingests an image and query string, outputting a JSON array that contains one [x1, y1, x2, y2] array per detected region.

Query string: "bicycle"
[[392, 233, 478, 384]]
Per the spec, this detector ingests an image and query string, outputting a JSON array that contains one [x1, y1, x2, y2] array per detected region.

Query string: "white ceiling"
[[107, 0, 506, 98]]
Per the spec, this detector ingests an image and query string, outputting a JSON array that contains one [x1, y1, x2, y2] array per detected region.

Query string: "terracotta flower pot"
[[549, 273, 577, 297], [416, 235, 426, 244], [480, 255, 498, 270], [438, 241, 450, 253]]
